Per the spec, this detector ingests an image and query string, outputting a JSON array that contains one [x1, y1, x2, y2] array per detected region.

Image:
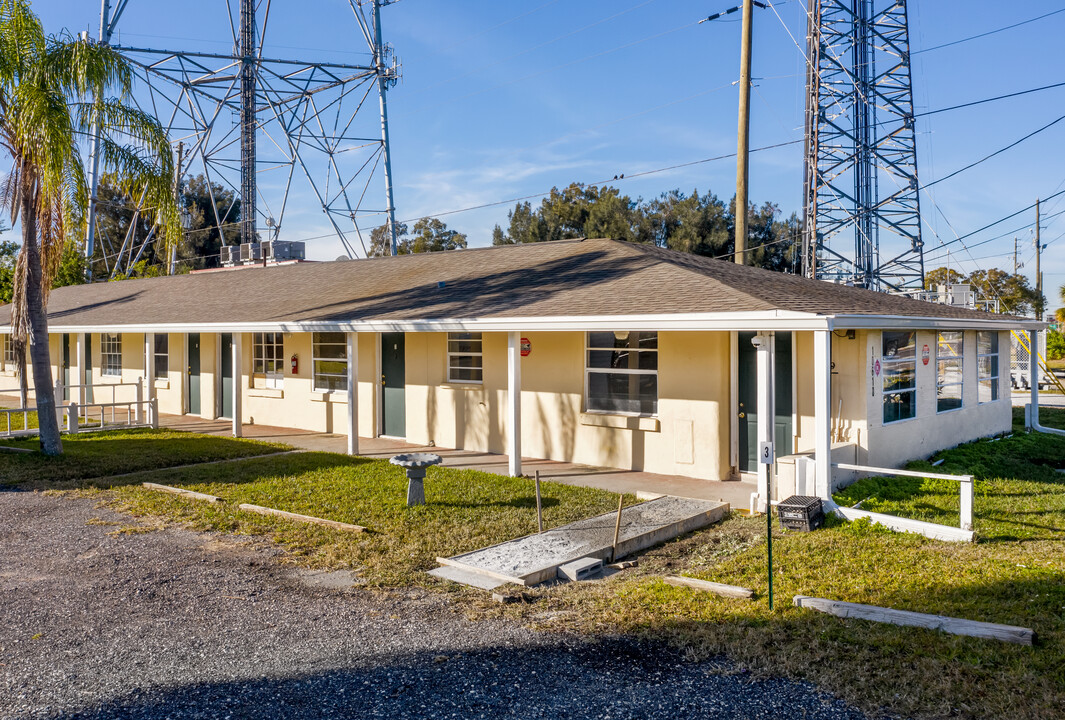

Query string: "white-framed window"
[[978, 331, 999, 403], [882, 330, 916, 423], [253, 332, 284, 389], [154, 334, 169, 380], [312, 332, 347, 392], [447, 332, 483, 383], [585, 331, 658, 415], [937, 331, 964, 413], [2, 336, 15, 371], [101, 333, 122, 377]]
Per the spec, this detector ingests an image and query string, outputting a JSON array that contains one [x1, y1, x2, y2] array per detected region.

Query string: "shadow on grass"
[[87, 451, 371, 490], [431, 496, 562, 510], [0, 429, 292, 488], [36, 638, 868, 720]]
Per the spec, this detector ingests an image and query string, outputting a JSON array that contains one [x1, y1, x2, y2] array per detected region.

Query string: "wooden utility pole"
[[734, 0, 754, 265], [1036, 199, 1043, 319], [170, 141, 183, 276]]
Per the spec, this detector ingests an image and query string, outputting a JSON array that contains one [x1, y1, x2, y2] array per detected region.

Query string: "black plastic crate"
[[777, 495, 824, 532]]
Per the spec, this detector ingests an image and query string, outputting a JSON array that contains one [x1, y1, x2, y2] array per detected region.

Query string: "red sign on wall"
[[922, 344, 930, 365], [520, 337, 531, 356]]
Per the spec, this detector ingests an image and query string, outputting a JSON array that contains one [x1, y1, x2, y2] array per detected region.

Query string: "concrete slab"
[[437, 496, 729, 587], [426, 564, 506, 591]]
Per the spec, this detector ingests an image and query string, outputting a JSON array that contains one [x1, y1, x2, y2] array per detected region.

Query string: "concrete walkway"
[[159, 413, 756, 510]]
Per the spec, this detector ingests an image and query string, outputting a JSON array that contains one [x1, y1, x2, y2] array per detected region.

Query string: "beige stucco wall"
[[404, 331, 731, 481], [864, 329, 1012, 468], [793, 330, 870, 463], [23, 326, 1013, 486]]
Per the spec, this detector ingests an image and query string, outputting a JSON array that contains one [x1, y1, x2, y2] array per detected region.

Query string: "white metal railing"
[[62, 397, 159, 435], [0, 397, 158, 439], [833, 462, 974, 533], [0, 405, 34, 437], [57, 379, 144, 407]]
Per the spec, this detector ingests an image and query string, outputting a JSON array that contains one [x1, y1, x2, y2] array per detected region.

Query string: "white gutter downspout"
[[1028, 329, 1065, 437]]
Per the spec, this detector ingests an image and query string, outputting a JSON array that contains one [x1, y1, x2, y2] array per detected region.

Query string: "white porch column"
[[814, 329, 833, 499], [754, 331, 775, 510], [232, 333, 242, 438], [507, 331, 522, 477], [144, 333, 155, 400], [1029, 329, 1040, 430], [74, 332, 85, 405], [346, 331, 359, 455]]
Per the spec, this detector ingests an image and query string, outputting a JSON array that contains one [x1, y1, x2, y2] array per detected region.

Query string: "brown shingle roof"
[[0, 238, 1034, 329]]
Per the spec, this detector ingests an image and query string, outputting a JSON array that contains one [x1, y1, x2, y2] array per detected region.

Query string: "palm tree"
[[0, 0, 178, 454]]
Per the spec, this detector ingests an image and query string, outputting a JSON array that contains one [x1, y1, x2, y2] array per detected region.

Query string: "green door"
[[61, 335, 70, 401], [381, 332, 405, 438], [219, 333, 233, 419], [738, 332, 793, 473], [187, 333, 201, 415]]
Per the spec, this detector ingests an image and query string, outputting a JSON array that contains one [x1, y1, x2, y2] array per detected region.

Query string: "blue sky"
[[29, 0, 1065, 312]]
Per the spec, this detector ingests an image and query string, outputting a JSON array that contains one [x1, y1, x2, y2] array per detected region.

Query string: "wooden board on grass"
[[794, 595, 1034, 646], [238, 503, 367, 533]]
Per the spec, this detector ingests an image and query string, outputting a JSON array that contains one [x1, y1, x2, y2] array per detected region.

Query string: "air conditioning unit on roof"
[[240, 242, 262, 264]]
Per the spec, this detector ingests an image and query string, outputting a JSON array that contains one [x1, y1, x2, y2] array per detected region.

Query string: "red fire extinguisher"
[[290, 354, 298, 374]]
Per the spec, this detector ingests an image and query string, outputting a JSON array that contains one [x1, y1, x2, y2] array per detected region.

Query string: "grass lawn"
[[104, 453, 631, 586], [468, 407, 1065, 720], [0, 428, 289, 485], [4, 413, 1064, 719]]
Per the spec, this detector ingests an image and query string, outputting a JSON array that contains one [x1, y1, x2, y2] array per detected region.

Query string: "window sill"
[[153, 379, 170, 390], [580, 412, 660, 432], [310, 391, 346, 403], [440, 382, 484, 389], [249, 388, 284, 399]]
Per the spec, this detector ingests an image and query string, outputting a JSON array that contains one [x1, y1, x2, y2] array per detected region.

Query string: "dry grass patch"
[[104, 452, 629, 586]]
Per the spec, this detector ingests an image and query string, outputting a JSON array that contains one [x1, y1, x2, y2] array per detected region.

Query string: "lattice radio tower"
[[82, 0, 401, 278], [800, 0, 925, 292]]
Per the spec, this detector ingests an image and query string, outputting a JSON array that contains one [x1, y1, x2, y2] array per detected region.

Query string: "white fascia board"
[[829, 314, 1046, 331], [37, 310, 832, 335]]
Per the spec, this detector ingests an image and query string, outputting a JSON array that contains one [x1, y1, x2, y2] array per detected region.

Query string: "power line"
[[922, 113, 1065, 189], [913, 7, 1065, 55], [395, 139, 803, 224], [934, 188, 1065, 252], [914, 80, 1065, 120]]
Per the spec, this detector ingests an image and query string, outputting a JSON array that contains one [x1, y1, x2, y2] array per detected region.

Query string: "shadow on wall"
[[532, 393, 578, 466], [40, 638, 870, 720]]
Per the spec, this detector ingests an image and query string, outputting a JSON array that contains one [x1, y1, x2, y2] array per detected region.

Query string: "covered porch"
[[157, 411, 758, 510]]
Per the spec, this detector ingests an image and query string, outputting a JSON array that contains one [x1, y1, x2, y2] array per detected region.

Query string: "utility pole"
[[374, 0, 399, 257], [1014, 237, 1018, 275], [170, 141, 184, 276], [734, 0, 754, 265], [1036, 199, 1043, 319]]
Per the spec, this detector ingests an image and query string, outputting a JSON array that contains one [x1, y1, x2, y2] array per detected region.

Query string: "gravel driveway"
[[0, 490, 875, 720]]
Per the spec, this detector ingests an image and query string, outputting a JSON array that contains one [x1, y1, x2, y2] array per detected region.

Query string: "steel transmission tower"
[[83, 0, 401, 277], [801, 0, 925, 292]]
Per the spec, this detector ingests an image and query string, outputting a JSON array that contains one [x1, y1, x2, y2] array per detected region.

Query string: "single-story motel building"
[[0, 238, 1044, 508]]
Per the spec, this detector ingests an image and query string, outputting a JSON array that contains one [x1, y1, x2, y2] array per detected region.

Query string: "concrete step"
[[426, 564, 507, 591]]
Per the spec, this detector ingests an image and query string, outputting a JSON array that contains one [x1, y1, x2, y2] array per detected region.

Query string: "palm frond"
[[46, 36, 133, 101]]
